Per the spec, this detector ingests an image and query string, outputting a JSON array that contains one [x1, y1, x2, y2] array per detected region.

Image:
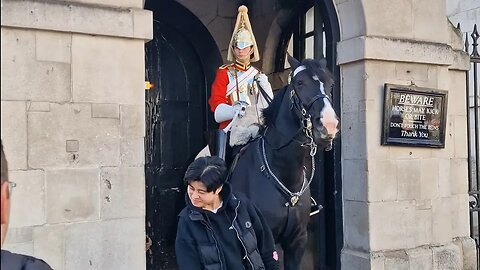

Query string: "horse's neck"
[[266, 141, 309, 192], [265, 89, 309, 192]]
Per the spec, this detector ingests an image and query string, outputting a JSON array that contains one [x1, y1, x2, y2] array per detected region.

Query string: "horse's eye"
[[296, 81, 303, 86]]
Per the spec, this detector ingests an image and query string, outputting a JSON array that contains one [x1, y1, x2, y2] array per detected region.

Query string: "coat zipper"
[[201, 220, 225, 270], [230, 200, 255, 270]]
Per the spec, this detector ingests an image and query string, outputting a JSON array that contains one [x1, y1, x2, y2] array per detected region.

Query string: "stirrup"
[[310, 197, 322, 216]]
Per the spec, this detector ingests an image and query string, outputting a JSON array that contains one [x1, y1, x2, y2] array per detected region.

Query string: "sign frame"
[[381, 83, 448, 148]]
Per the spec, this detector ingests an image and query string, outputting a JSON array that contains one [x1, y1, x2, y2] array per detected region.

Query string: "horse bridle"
[[259, 67, 332, 207], [289, 68, 333, 156]]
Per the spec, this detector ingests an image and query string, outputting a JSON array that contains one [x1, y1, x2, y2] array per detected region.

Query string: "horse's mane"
[[262, 85, 287, 127]]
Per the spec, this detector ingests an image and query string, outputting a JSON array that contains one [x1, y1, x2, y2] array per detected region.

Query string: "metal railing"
[[466, 23, 480, 269]]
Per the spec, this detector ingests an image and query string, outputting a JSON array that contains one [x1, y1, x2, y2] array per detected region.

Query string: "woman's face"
[[187, 181, 221, 210], [234, 46, 253, 64]]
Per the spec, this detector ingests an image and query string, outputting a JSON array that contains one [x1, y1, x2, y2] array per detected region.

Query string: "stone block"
[[45, 168, 100, 223], [340, 62, 365, 114], [431, 198, 453, 244], [407, 246, 433, 270], [33, 224, 65, 270], [343, 201, 369, 251], [92, 103, 119, 119], [1, 28, 71, 102], [395, 63, 430, 83], [120, 137, 145, 166], [336, 0, 366, 40], [72, 35, 145, 105], [453, 115, 468, 158], [367, 159, 397, 202], [363, 0, 413, 39], [9, 170, 46, 227], [365, 107, 390, 159], [389, 146, 432, 160], [133, 8, 153, 41], [342, 159, 367, 201], [450, 194, 470, 238], [100, 166, 145, 219], [63, 0, 143, 8], [432, 243, 461, 270], [342, 112, 367, 160], [120, 105, 145, 137], [341, 249, 371, 270], [384, 250, 409, 270], [396, 160, 421, 200], [420, 159, 439, 200], [27, 102, 51, 112], [2, 241, 34, 257], [64, 218, 145, 270], [4, 227, 33, 244], [370, 200, 416, 251], [437, 158, 451, 197], [453, 237, 478, 270], [450, 158, 468, 195], [28, 103, 120, 168], [414, 208, 433, 246], [448, 71, 468, 116], [412, 0, 448, 43], [35, 31, 71, 63], [370, 252, 386, 270], [436, 67, 449, 92], [0, 101, 27, 170], [340, 36, 453, 66], [1, 0, 151, 39]]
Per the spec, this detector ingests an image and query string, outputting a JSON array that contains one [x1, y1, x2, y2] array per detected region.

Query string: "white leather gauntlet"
[[214, 104, 234, 123], [257, 73, 273, 98]]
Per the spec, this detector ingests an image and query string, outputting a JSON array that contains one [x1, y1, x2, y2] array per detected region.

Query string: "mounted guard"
[[208, 5, 274, 164]]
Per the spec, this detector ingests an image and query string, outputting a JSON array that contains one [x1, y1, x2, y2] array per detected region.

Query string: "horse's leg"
[[281, 226, 308, 270]]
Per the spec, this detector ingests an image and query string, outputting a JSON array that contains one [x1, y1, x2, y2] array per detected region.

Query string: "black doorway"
[[144, 1, 222, 269]]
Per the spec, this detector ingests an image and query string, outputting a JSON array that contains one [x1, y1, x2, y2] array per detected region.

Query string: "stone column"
[[1, 1, 152, 269], [336, 0, 476, 269]]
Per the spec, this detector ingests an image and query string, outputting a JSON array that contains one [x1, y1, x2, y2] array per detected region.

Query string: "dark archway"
[[144, 1, 222, 269], [269, 0, 342, 269]]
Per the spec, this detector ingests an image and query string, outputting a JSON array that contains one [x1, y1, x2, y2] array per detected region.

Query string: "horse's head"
[[287, 55, 340, 150]]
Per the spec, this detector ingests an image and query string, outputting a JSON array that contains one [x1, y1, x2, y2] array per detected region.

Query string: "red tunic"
[[208, 64, 236, 129]]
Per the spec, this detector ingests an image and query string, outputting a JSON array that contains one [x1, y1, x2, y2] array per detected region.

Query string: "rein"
[[260, 136, 316, 207]]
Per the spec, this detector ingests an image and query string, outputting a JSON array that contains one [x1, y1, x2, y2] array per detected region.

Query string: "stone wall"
[[336, 0, 476, 269], [0, 1, 152, 269]]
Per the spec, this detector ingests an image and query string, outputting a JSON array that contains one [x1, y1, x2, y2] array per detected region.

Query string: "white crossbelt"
[[226, 66, 259, 96]]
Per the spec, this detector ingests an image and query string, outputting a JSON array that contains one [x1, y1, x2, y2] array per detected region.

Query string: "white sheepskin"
[[229, 106, 262, 146]]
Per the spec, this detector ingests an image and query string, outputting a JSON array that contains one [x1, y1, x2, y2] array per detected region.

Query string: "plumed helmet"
[[227, 5, 260, 62]]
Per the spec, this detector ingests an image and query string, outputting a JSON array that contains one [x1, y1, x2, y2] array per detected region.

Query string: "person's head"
[[1, 139, 12, 247], [183, 156, 228, 210], [227, 5, 260, 64]]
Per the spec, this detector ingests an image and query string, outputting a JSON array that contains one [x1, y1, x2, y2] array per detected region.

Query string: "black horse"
[[228, 55, 340, 270]]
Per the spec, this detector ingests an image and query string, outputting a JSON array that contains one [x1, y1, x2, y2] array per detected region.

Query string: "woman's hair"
[[183, 156, 228, 192]]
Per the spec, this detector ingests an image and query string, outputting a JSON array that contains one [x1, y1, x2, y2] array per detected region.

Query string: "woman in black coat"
[[175, 156, 279, 270]]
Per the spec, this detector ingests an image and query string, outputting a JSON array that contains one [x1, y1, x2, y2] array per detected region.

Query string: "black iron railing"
[[466, 23, 480, 269]]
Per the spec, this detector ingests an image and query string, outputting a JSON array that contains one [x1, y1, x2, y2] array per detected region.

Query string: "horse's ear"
[[287, 53, 300, 71]]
